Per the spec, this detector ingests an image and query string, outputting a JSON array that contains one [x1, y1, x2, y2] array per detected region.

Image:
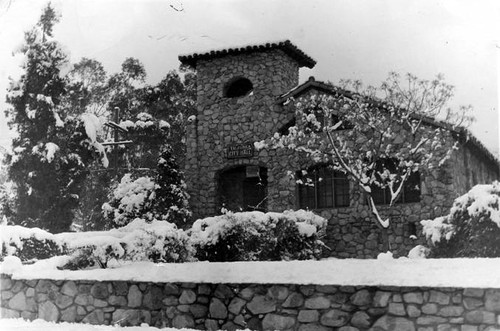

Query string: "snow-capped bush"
[[103, 147, 191, 228], [103, 174, 156, 227], [421, 182, 500, 258], [0, 225, 67, 262], [191, 210, 327, 262], [61, 218, 193, 269]]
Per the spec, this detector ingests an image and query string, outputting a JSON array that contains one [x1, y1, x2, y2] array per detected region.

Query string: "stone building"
[[179, 40, 499, 258]]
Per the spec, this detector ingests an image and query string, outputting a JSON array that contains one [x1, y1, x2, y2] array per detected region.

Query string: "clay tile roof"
[[178, 40, 316, 69]]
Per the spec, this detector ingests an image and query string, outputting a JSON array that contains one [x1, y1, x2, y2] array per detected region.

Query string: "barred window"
[[297, 165, 350, 209]]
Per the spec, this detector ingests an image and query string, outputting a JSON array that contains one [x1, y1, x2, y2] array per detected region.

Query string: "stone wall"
[[185, 49, 299, 219], [2, 274, 500, 330], [183, 45, 500, 260]]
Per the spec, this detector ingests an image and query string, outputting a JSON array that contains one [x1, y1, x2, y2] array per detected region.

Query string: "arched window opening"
[[297, 165, 350, 209], [224, 77, 253, 98]]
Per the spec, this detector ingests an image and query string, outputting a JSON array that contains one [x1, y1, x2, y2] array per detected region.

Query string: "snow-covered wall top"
[[2, 258, 500, 289]]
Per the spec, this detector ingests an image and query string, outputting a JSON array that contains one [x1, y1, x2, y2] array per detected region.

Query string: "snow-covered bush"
[[421, 182, 500, 258], [102, 174, 156, 227], [102, 148, 191, 228], [191, 210, 327, 262], [0, 225, 67, 262], [61, 218, 193, 269]]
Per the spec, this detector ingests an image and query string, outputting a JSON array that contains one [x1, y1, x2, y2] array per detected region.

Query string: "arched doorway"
[[217, 165, 267, 212]]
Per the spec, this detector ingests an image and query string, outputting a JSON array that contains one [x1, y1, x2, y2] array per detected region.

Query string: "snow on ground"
[[0, 318, 200, 331], [2, 257, 500, 288]]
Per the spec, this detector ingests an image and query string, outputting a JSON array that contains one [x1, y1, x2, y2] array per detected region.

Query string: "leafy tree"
[[4, 3, 102, 232], [259, 72, 473, 251]]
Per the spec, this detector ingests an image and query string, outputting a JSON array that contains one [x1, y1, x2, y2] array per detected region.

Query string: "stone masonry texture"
[[3, 274, 500, 330], [183, 43, 500, 259]]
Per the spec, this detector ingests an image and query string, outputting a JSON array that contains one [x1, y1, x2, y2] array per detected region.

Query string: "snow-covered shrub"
[[0, 225, 67, 262], [421, 182, 500, 258], [103, 148, 191, 228], [191, 210, 327, 262], [60, 218, 193, 269], [102, 174, 156, 227]]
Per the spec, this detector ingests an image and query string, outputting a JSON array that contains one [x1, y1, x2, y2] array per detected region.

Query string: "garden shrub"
[[421, 181, 500, 258], [1, 225, 67, 262], [60, 218, 193, 269], [190, 210, 327, 262]]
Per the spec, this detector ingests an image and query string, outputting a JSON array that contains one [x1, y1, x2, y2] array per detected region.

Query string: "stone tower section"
[[179, 41, 316, 219]]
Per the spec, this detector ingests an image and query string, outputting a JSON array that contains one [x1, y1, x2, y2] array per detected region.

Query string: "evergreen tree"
[[4, 3, 101, 232]]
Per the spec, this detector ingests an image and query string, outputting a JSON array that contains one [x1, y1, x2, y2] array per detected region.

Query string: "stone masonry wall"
[[185, 49, 299, 220], [2, 274, 500, 330]]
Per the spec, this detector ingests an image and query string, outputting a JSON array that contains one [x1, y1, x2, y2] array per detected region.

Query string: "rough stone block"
[[214, 284, 234, 299], [421, 303, 438, 314], [315, 285, 337, 294], [205, 318, 219, 331], [320, 309, 349, 327], [239, 287, 254, 300], [484, 289, 500, 312], [8, 291, 27, 311], [262, 314, 295, 330], [113, 282, 128, 296], [127, 285, 142, 308], [298, 323, 330, 331], [190, 304, 208, 318], [463, 288, 484, 298], [179, 289, 196, 305], [60, 306, 77, 322], [209, 297, 227, 319], [305, 296, 330, 309], [407, 305, 421, 318], [38, 301, 59, 322], [351, 311, 371, 328], [403, 292, 424, 304], [109, 295, 127, 306], [143, 286, 163, 310], [61, 281, 78, 297], [164, 283, 179, 295], [429, 291, 450, 305], [267, 285, 289, 300], [463, 297, 482, 310], [350, 289, 372, 306], [228, 297, 246, 315], [416, 316, 447, 325], [464, 310, 495, 324], [438, 306, 464, 317], [372, 315, 415, 331], [55, 294, 73, 309], [298, 310, 319, 323], [283, 292, 304, 308], [82, 309, 104, 325], [373, 291, 391, 307], [388, 302, 406, 316], [90, 282, 109, 300], [247, 295, 276, 314], [173, 314, 195, 329]]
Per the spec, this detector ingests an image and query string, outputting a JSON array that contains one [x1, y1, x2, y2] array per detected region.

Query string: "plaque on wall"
[[226, 143, 254, 159]]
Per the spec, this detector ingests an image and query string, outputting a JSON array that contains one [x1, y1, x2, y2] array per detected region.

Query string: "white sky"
[[0, 0, 499, 156]]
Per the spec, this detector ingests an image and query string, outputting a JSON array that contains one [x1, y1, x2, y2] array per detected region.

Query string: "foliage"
[[4, 4, 105, 233], [1, 225, 67, 262], [191, 210, 327, 262], [60, 218, 193, 269], [102, 146, 191, 228], [258, 73, 473, 246], [421, 182, 500, 258]]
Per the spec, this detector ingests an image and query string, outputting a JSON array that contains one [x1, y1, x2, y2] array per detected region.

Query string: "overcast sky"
[[0, 0, 498, 156]]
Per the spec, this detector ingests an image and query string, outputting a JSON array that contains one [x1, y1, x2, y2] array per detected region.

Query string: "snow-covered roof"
[[179, 40, 316, 69], [279, 77, 500, 168]]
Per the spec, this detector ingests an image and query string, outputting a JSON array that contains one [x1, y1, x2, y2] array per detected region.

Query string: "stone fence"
[[1, 274, 500, 330]]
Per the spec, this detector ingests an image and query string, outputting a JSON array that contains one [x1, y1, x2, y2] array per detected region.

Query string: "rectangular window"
[[372, 171, 421, 205], [298, 166, 350, 209]]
